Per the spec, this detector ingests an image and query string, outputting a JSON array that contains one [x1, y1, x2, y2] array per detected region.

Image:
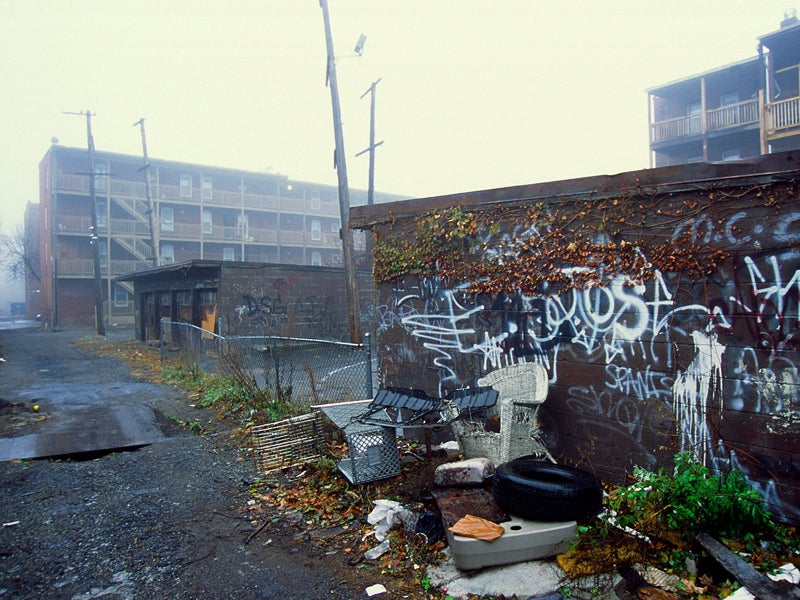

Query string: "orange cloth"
[[449, 514, 505, 542]]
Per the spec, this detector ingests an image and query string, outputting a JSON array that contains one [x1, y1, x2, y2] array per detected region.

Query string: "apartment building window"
[[161, 206, 174, 231], [180, 174, 192, 198], [311, 251, 322, 266], [98, 243, 107, 271], [721, 149, 741, 161], [311, 219, 321, 241], [331, 252, 341, 264], [161, 244, 175, 264], [202, 209, 213, 234], [686, 102, 701, 135], [310, 190, 321, 210], [223, 247, 235, 261], [95, 163, 108, 191], [237, 214, 249, 240], [114, 285, 129, 308], [95, 201, 107, 228], [201, 176, 213, 200]]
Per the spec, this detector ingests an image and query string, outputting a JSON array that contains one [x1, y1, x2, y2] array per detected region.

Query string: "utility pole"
[[66, 110, 105, 336], [356, 78, 383, 207], [319, 0, 361, 343], [134, 118, 159, 267]]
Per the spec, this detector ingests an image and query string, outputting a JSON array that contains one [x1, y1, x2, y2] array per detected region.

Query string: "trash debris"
[[364, 539, 390, 560], [726, 563, 800, 599], [367, 499, 415, 542], [365, 583, 387, 596], [414, 510, 444, 544], [2, 521, 20, 527], [448, 514, 505, 542]]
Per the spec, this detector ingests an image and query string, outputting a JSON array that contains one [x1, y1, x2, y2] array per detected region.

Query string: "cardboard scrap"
[[448, 514, 504, 542]]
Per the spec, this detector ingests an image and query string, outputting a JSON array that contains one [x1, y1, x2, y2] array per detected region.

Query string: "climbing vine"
[[372, 182, 793, 296]]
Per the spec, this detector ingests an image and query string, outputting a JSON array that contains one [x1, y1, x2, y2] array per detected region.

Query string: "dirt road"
[[0, 325, 369, 599]]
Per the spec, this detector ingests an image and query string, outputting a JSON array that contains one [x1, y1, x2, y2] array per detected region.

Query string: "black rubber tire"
[[492, 457, 603, 522]]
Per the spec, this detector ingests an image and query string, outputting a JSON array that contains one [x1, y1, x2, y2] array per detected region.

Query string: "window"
[[98, 242, 108, 271], [161, 206, 174, 231], [686, 102, 701, 135], [721, 149, 741, 161], [311, 219, 321, 241], [180, 174, 192, 198], [201, 176, 213, 200], [114, 285, 129, 308], [237, 213, 249, 240], [95, 163, 108, 191], [161, 244, 175, 264], [720, 93, 739, 107], [202, 209, 213, 234], [310, 190, 321, 210], [330, 221, 339, 233], [95, 201, 107, 228], [223, 247, 235, 261], [311, 251, 322, 266], [331, 252, 341, 264]]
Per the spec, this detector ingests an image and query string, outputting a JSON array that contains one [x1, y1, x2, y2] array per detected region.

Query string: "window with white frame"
[[180, 174, 192, 198], [310, 190, 321, 210], [114, 285, 129, 307], [331, 252, 341, 264], [311, 219, 321, 241], [311, 251, 322, 266], [223, 247, 235, 261], [237, 213, 249, 240], [201, 176, 213, 200], [202, 209, 213, 234], [330, 221, 339, 233], [161, 244, 175, 263], [161, 206, 174, 231]]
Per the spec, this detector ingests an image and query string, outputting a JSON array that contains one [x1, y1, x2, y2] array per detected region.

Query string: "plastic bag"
[[367, 499, 415, 542]]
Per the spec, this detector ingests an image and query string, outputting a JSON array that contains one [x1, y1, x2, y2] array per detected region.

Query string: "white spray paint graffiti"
[[672, 331, 726, 467]]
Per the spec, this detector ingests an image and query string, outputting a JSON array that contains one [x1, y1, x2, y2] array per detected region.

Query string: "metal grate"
[[251, 412, 324, 473]]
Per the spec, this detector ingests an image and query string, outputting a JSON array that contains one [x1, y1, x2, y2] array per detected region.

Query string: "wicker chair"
[[451, 362, 555, 464]]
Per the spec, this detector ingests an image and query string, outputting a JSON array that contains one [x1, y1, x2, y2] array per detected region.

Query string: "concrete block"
[[434, 457, 494, 486]]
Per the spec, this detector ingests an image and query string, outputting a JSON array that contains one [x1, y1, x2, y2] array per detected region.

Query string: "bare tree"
[[0, 223, 40, 283]]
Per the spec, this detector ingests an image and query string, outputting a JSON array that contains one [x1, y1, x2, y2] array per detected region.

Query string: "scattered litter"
[[434, 440, 459, 452], [364, 539, 390, 560], [415, 510, 444, 544], [365, 583, 387, 596], [3, 521, 20, 527], [367, 499, 416, 542]]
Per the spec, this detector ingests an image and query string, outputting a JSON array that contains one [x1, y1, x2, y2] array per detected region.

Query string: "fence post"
[[160, 317, 166, 362], [363, 332, 373, 399]]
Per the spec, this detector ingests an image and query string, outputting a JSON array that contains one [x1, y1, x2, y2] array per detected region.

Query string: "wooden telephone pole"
[[65, 110, 106, 336], [319, 0, 361, 343], [134, 118, 159, 268]]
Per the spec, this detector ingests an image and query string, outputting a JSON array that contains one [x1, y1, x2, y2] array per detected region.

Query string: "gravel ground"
[[0, 325, 375, 599]]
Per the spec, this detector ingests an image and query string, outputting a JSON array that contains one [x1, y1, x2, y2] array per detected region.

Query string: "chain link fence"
[[159, 318, 375, 407]]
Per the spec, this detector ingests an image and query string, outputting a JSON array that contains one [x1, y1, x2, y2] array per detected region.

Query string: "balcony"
[[765, 95, 800, 138], [56, 257, 151, 278], [650, 96, 800, 146], [650, 98, 759, 144]]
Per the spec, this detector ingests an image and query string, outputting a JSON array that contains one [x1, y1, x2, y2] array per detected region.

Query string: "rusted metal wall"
[[351, 154, 800, 524]]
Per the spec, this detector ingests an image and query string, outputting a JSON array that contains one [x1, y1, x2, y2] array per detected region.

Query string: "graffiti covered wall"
[[218, 263, 374, 340], [353, 156, 800, 523]]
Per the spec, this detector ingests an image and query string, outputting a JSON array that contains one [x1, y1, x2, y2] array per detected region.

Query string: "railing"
[[707, 99, 759, 131], [766, 96, 800, 133], [159, 319, 375, 405], [109, 259, 151, 276], [57, 258, 95, 277], [56, 257, 150, 277]]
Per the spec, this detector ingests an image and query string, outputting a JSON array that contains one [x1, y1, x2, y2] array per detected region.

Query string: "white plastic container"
[[447, 517, 576, 570]]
